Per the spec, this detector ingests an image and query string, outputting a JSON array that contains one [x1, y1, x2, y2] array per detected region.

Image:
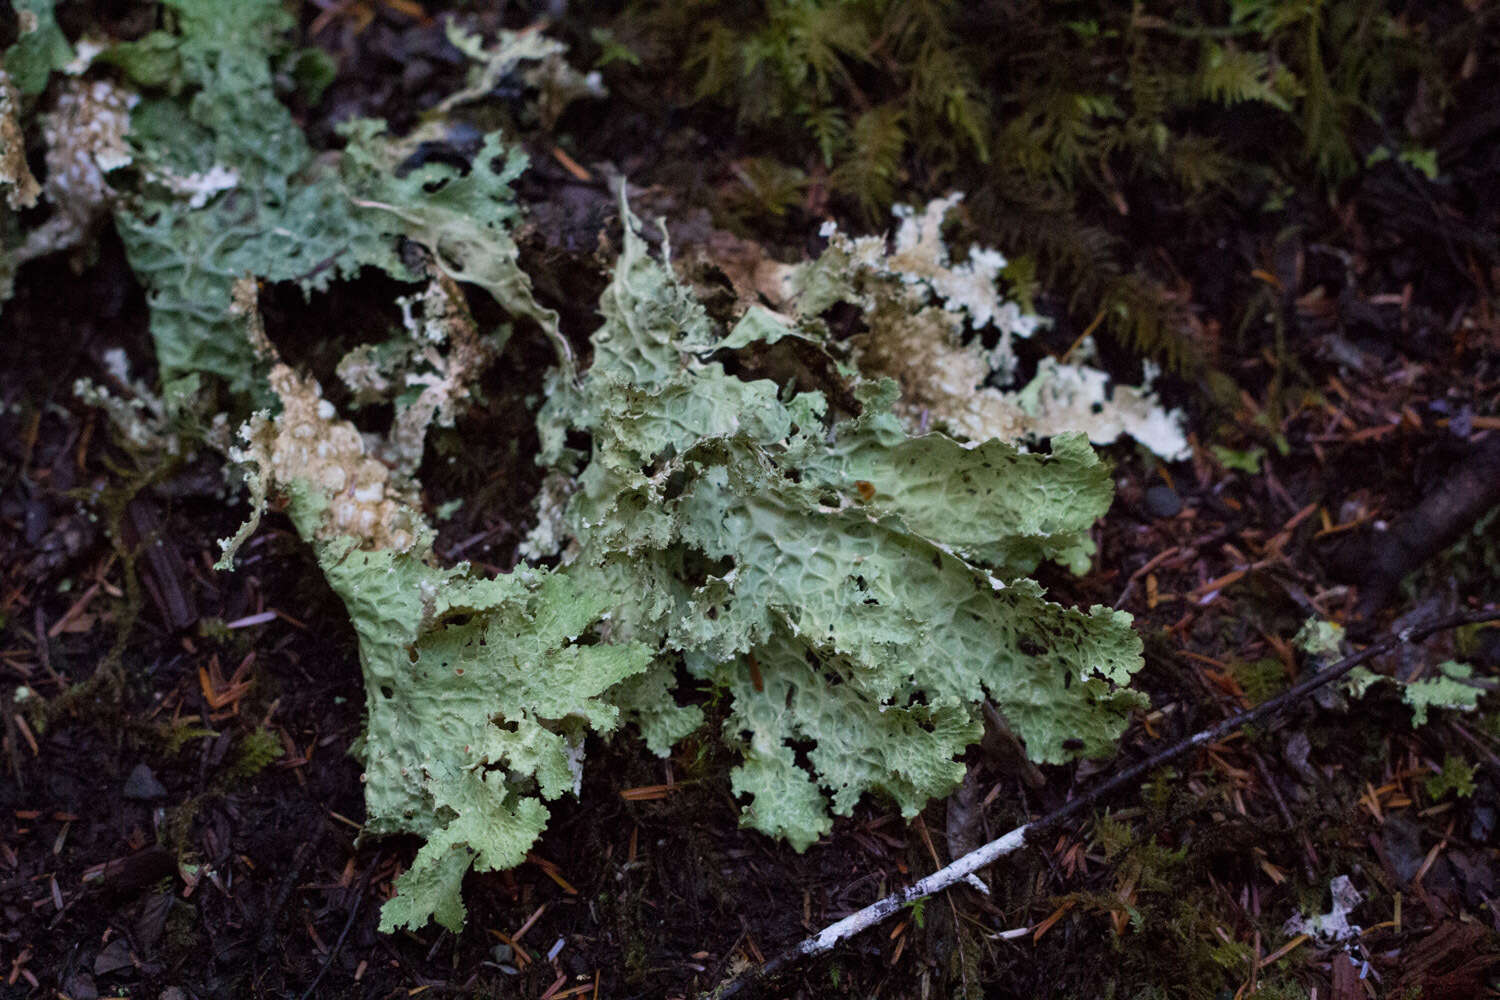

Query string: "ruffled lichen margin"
[[224, 194, 1144, 931], [11, 0, 1146, 933]]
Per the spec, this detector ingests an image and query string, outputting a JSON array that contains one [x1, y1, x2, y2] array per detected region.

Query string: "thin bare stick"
[[699, 607, 1500, 999]]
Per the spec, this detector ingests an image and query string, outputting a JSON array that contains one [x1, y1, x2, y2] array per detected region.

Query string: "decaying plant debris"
[[2, 2, 1498, 998]]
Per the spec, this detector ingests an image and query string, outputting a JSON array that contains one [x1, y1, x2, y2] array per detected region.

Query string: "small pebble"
[[62, 972, 97, 1000], [123, 763, 167, 801], [1469, 796, 1496, 843], [94, 938, 134, 976], [1144, 484, 1183, 519]]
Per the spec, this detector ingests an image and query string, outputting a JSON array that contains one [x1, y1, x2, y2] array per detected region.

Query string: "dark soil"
[[2, 4, 1499, 1000]]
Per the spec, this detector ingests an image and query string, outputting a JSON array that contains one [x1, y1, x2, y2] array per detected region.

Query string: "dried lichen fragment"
[[769, 194, 1188, 459], [72, 348, 205, 456], [853, 295, 1028, 442], [517, 471, 579, 563], [15, 78, 136, 265], [336, 270, 498, 477], [437, 19, 605, 128], [0, 71, 41, 210], [882, 193, 1028, 336], [799, 192, 1039, 379]]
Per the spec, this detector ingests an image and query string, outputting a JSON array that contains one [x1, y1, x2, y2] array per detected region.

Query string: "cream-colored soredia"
[[257, 363, 422, 552], [18, 78, 137, 264], [217, 306, 427, 569], [217, 275, 494, 568]]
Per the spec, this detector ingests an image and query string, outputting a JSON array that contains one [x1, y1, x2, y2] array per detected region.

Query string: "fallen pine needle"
[[528, 852, 579, 895], [1260, 933, 1308, 966], [550, 145, 593, 182], [1032, 901, 1074, 942], [14, 715, 38, 756], [620, 783, 678, 800], [487, 928, 532, 966]]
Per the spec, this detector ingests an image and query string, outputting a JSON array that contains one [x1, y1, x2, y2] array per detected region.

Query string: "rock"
[[63, 971, 98, 1000], [1144, 484, 1183, 519], [94, 938, 133, 976], [1469, 786, 1496, 842], [1381, 815, 1425, 884], [122, 763, 167, 801]]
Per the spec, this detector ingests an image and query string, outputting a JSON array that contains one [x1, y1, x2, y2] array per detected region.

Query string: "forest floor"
[[2, 4, 1499, 999]]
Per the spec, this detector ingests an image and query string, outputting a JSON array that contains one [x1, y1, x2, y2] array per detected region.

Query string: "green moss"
[[1033, 771, 1343, 1000], [224, 726, 285, 780], [1232, 656, 1288, 706], [1424, 754, 1476, 800], [159, 895, 207, 965], [194, 617, 234, 644], [612, 0, 1455, 377], [155, 721, 216, 756], [158, 796, 204, 859]]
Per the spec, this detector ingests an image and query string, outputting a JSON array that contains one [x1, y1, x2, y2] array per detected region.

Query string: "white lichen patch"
[[73, 348, 180, 454], [809, 193, 1041, 376], [1283, 874, 1363, 944], [517, 471, 578, 563], [150, 163, 239, 210], [1014, 347, 1190, 461], [17, 78, 137, 264], [437, 20, 605, 128], [62, 34, 109, 76], [772, 194, 1188, 459], [884, 194, 1030, 335]]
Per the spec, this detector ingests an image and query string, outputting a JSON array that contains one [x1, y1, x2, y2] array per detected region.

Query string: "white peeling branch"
[[701, 607, 1500, 1000]]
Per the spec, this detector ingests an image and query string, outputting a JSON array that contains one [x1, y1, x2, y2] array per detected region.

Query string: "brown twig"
[[699, 607, 1500, 999], [1328, 435, 1500, 617]]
